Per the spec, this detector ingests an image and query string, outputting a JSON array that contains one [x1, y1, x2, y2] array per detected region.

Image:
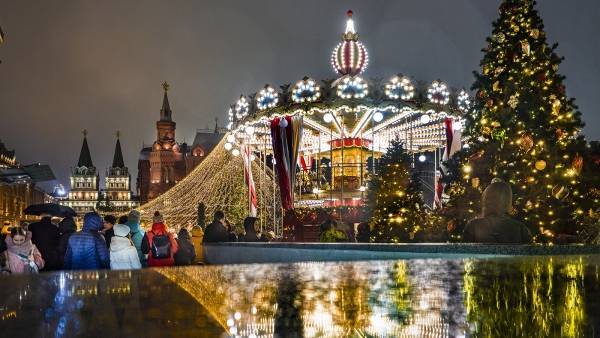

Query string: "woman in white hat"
[[110, 223, 142, 270]]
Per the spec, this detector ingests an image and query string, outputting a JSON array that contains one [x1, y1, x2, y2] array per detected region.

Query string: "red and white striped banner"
[[241, 144, 257, 217]]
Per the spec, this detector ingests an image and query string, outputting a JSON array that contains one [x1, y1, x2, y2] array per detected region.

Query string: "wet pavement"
[[1, 255, 599, 337]]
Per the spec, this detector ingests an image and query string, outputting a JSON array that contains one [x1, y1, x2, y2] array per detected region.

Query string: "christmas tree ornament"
[[534, 159, 547, 170], [508, 94, 519, 108], [518, 134, 534, 151], [490, 121, 501, 128], [471, 177, 480, 188], [571, 154, 583, 173], [495, 32, 506, 43], [525, 200, 534, 210], [521, 40, 530, 55], [552, 185, 569, 200], [552, 99, 561, 115], [530, 28, 540, 39], [552, 64, 559, 72], [477, 89, 486, 99], [486, 98, 494, 108], [492, 81, 501, 92], [511, 22, 520, 32]]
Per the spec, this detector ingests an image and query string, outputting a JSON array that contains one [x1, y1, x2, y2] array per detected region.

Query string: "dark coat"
[[463, 215, 532, 244], [57, 217, 77, 268], [239, 231, 260, 242], [64, 217, 110, 270], [202, 220, 230, 243], [174, 229, 196, 266], [102, 228, 115, 248], [28, 217, 60, 270]]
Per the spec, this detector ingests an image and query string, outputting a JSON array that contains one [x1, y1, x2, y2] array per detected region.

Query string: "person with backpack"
[[5, 227, 44, 274], [141, 211, 178, 267]]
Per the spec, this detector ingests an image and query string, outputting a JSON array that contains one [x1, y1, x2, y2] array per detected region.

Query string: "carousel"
[[224, 11, 469, 229]]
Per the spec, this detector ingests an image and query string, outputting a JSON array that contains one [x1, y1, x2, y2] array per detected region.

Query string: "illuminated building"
[[136, 82, 224, 204], [102, 132, 138, 212], [62, 130, 100, 214], [0, 139, 55, 224]]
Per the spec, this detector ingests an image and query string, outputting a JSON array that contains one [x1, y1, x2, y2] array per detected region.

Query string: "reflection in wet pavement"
[[1, 255, 599, 337]]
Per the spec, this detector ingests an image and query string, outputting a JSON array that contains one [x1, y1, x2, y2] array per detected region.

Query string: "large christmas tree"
[[443, 0, 588, 240], [367, 139, 425, 242]]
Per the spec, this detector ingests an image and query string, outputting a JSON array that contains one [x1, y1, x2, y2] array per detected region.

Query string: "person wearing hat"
[[125, 210, 145, 267], [109, 223, 141, 270], [64, 212, 110, 270]]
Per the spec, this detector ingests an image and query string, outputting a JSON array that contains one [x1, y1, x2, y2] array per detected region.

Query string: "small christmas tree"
[[443, 0, 588, 239], [197, 202, 206, 228], [367, 139, 425, 242]]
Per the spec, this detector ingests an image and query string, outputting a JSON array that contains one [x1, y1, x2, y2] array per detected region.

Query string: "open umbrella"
[[23, 203, 77, 217]]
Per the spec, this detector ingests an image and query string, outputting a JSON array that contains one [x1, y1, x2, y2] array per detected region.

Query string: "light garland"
[[427, 80, 450, 105], [292, 77, 321, 103], [256, 85, 279, 110], [235, 96, 249, 119], [457, 89, 471, 112], [385, 75, 415, 100], [336, 76, 368, 99]]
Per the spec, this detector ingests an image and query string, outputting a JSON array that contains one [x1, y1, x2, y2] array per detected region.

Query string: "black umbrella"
[[23, 203, 77, 217]]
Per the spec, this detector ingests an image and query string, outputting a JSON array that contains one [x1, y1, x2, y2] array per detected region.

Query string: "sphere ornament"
[[292, 77, 321, 103], [385, 75, 415, 100], [331, 10, 369, 76], [256, 85, 279, 110], [534, 160, 547, 171]]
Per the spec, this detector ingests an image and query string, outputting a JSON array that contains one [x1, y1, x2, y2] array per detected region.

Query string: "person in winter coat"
[[239, 217, 260, 242], [64, 212, 110, 270], [225, 219, 238, 242], [141, 211, 178, 267], [125, 210, 145, 266], [57, 217, 77, 268], [174, 226, 196, 266], [356, 222, 371, 243], [5, 227, 44, 274], [28, 213, 60, 271], [203, 211, 230, 243], [102, 215, 116, 248], [463, 179, 532, 244], [109, 224, 141, 270]]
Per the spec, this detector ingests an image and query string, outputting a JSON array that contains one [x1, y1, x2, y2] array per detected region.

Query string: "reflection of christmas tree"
[[463, 257, 590, 337], [443, 0, 588, 238], [367, 139, 425, 242]]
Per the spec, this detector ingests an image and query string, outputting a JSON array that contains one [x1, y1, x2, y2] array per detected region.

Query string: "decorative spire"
[[214, 117, 219, 133], [112, 131, 125, 168], [331, 10, 369, 76], [160, 81, 172, 121], [77, 130, 94, 168]]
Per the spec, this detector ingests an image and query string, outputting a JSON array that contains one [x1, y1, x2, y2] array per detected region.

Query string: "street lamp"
[[418, 154, 426, 162]]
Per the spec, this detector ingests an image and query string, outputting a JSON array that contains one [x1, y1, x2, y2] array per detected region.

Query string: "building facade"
[[103, 133, 138, 213], [0, 139, 55, 225], [137, 82, 224, 204], [62, 131, 100, 215]]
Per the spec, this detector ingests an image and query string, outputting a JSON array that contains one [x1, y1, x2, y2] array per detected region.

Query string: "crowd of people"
[[0, 208, 270, 275]]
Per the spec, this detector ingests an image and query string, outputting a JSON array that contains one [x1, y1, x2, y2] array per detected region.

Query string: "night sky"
[[1, 0, 598, 191]]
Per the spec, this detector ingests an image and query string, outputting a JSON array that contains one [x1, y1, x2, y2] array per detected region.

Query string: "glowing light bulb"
[[373, 112, 384, 122], [453, 120, 463, 131], [224, 142, 233, 151], [226, 134, 235, 143], [245, 126, 255, 135], [323, 113, 334, 123], [232, 149, 240, 157], [420, 114, 431, 124], [418, 154, 426, 162]]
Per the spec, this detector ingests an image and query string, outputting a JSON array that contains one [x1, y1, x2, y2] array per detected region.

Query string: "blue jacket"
[[64, 213, 110, 270], [125, 219, 145, 266]]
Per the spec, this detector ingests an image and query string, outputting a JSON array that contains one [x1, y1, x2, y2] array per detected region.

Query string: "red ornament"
[[486, 98, 494, 108], [477, 89, 486, 99], [536, 73, 546, 82]]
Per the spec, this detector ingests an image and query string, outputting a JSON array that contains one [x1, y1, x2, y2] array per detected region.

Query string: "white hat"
[[113, 224, 130, 237]]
